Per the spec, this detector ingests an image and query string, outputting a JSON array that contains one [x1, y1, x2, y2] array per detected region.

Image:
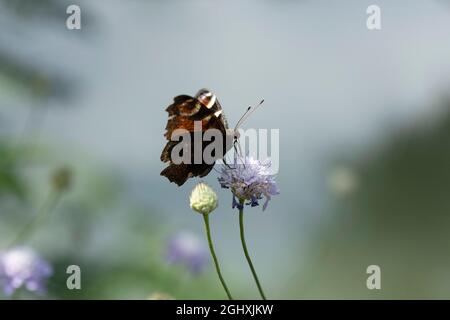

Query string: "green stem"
[[239, 201, 267, 300], [9, 190, 61, 247], [202, 214, 233, 300], [10, 287, 21, 300]]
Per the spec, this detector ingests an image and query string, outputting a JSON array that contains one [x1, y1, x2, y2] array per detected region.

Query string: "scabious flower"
[[165, 232, 208, 274], [189, 183, 218, 215], [218, 156, 280, 210], [0, 247, 53, 296]]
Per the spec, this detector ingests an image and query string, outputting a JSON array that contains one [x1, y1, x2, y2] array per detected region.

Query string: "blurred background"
[[1, 0, 450, 299]]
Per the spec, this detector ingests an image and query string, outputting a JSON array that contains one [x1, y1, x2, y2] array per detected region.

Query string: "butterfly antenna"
[[233, 98, 264, 168], [234, 99, 264, 131], [234, 106, 251, 132]]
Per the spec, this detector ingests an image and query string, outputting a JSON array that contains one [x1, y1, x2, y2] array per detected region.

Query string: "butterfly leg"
[[233, 138, 246, 168], [222, 156, 233, 169]]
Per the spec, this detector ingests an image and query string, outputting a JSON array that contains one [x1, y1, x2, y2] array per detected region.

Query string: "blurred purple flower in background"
[[218, 156, 280, 210], [0, 247, 53, 296], [165, 232, 208, 274]]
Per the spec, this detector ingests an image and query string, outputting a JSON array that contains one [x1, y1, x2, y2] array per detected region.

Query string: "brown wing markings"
[[160, 163, 191, 186], [166, 95, 201, 117], [164, 114, 226, 139], [161, 115, 227, 162], [160, 140, 177, 162], [160, 91, 229, 186]]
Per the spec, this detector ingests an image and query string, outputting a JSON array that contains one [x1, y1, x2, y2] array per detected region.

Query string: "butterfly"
[[160, 88, 262, 186]]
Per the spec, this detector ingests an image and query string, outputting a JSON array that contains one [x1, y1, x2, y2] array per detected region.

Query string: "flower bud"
[[189, 183, 218, 215], [51, 167, 72, 192]]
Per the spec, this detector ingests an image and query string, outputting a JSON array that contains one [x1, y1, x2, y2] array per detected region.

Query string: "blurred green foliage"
[[0, 0, 73, 102], [1, 0, 68, 20], [293, 102, 450, 299], [0, 53, 71, 101], [2, 0, 450, 300], [0, 142, 27, 200], [0, 1, 232, 300]]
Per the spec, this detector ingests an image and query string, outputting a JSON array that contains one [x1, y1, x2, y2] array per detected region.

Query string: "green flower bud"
[[51, 167, 72, 192], [189, 183, 218, 215]]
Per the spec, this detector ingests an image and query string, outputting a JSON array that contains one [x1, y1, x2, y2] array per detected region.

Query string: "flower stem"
[[202, 214, 233, 300], [238, 202, 267, 300], [9, 190, 61, 247]]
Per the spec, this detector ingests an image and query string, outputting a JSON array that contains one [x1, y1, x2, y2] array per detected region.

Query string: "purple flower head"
[[218, 156, 280, 211], [0, 247, 53, 296], [165, 232, 208, 274]]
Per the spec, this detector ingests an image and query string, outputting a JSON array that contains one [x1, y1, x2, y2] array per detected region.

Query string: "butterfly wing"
[[160, 90, 228, 186]]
